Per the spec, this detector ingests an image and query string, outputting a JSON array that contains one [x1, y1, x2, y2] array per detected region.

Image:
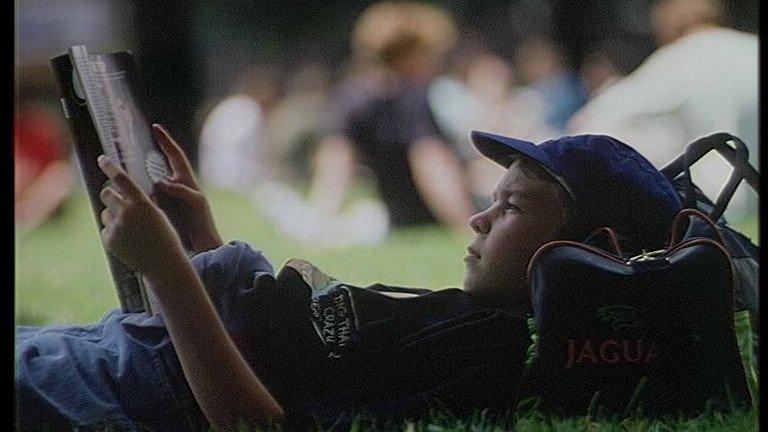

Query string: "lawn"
[[14, 188, 759, 431], [15, 188, 469, 324]]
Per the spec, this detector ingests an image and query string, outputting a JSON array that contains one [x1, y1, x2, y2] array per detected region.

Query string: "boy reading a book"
[[16, 125, 681, 431]]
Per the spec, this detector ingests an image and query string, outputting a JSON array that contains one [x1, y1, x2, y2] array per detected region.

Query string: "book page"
[[90, 53, 170, 194]]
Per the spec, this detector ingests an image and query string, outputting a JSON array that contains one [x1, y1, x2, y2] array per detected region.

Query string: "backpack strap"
[[681, 142, 698, 210], [583, 227, 624, 257], [667, 208, 727, 249], [661, 133, 759, 221]]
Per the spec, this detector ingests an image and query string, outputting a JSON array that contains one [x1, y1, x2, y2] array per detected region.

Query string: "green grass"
[[15, 189, 468, 325], [207, 408, 759, 432], [15, 188, 760, 431]]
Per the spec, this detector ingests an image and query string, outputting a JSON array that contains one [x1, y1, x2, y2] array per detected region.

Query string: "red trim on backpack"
[[585, 227, 624, 256], [526, 212, 733, 285], [667, 208, 727, 248], [526, 239, 625, 282]]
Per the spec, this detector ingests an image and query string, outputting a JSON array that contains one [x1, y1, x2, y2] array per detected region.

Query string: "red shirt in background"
[[14, 107, 67, 197]]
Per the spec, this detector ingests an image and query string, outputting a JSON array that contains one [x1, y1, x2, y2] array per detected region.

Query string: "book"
[[51, 45, 171, 315]]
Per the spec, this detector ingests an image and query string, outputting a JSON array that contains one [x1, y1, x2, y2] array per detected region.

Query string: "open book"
[[51, 45, 171, 315]]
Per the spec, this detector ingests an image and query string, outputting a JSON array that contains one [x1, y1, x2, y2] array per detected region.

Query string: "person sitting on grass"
[[16, 124, 682, 431]]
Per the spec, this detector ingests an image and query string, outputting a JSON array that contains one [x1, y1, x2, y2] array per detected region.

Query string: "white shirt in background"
[[199, 94, 271, 192], [569, 27, 758, 225]]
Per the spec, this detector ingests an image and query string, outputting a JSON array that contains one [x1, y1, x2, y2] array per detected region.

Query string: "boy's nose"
[[469, 211, 490, 235]]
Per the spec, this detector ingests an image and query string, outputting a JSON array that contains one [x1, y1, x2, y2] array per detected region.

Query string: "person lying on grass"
[[16, 124, 682, 431]]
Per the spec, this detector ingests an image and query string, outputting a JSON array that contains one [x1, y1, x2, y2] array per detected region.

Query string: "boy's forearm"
[[145, 251, 283, 428], [96, 153, 277, 427]]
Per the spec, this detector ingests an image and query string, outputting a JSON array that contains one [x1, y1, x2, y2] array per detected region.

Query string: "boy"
[[16, 125, 682, 431]]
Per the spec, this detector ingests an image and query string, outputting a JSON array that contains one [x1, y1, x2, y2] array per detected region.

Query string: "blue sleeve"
[[190, 241, 275, 328]]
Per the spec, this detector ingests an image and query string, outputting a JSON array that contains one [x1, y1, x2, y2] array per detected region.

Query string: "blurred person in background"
[[258, 1, 479, 247], [511, 37, 587, 137], [428, 40, 517, 156], [567, 0, 758, 227], [427, 35, 590, 206], [266, 62, 334, 184], [197, 64, 282, 194], [578, 38, 632, 99], [428, 42, 523, 204], [313, 2, 476, 236], [15, 99, 74, 233], [254, 54, 391, 247]]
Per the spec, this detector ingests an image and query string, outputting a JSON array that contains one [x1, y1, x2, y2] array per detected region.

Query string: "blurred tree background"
[[16, 0, 758, 165]]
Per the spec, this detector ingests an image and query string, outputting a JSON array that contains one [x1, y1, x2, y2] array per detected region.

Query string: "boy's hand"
[[151, 124, 223, 254], [98, 155, 185, 278]]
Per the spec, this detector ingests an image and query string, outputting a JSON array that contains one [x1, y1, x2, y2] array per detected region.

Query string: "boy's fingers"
[[100, 226, 115, 250], [157, 180, 198, 200], [153, 124, 193, 177], [100, 208, 113, 226], [100, 186, 124, 209], [97, 155, 143, 199]]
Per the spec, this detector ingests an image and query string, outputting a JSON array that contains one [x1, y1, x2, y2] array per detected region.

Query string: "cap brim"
[[471, 130, 555, 171], [471, 130, 576, 201]]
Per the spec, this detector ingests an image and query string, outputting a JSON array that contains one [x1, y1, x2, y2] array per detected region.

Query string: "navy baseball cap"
[[471, 131, 682, 252]]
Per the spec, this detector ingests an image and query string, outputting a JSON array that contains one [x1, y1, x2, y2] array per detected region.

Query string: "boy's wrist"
[[141, 244, 191, 283]]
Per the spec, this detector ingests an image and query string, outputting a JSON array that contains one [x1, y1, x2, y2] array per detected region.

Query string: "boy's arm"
[[146, 250, 283, 428], [97, 155, 282, 429]]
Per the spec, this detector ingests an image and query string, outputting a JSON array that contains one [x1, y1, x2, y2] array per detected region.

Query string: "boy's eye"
[[504, 203, 521, 213]]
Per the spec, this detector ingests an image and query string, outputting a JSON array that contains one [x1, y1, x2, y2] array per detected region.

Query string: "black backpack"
[[660, 133, 760, 359], [522, 133, 759, 417], [524, 209, 752, 417]]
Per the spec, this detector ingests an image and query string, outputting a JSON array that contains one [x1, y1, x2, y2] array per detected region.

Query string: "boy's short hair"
[[472, 131, 683, 252]]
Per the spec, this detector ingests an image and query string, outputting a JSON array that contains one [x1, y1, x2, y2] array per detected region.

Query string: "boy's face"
[[463, 159, 568, 311]]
